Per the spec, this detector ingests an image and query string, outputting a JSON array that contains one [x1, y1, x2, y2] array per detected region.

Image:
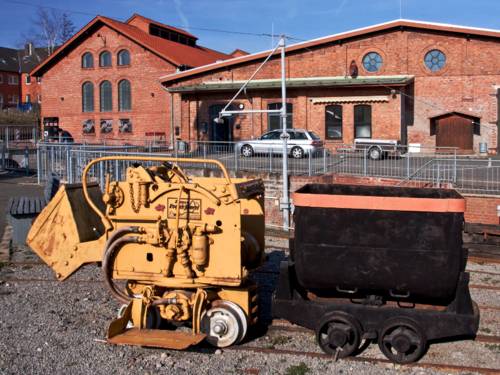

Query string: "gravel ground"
[[0, 243, 499, 375]]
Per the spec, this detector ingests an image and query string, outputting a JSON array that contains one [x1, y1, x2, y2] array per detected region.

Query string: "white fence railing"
[[34, 141, 500, 195]]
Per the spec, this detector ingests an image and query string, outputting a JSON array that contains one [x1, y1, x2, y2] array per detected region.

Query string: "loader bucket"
[[26, 182, 106, 280]]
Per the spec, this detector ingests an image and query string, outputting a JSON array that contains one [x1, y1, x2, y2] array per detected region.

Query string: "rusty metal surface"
[[107, 328, 206, 350]]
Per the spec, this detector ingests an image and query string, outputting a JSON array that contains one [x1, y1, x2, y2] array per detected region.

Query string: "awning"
[[167, 75, 414, 93], [311, 95, 390, 104]]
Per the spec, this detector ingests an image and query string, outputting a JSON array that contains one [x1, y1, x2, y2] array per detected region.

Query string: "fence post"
[[323, 147, 327, 173], [453, 149, 457, 183], [203, 143, 207, 169], [269, 148, 272, 173], [5, 127, 8, 149], [68, 148, 73, 183], [363, 148, 367, 176], [115, 159, 119, 181], [2, 141, 6, 172], [437, 162, 441, 187], [36, 143, 41, 184], [308, 150, 312, 176], [99, 152, 105, 190], [406, 150, 410, 179], [234, 146, 238, 173]]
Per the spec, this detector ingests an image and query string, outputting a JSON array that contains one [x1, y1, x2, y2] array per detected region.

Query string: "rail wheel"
[[378, 318, 427, 364], [316, 312, 361, 358], [201, 300, 247, 348]]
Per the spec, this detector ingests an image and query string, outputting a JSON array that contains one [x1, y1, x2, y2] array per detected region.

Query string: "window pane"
[[100, 51, 111, 67], [362, 52, 383, 72], [118, 80, 131, 111], [82, 82, 94, 112], [118, 50, 130, 66], [100, 81, 112, 112], [354, 105, 371, 138], [325, 105, 342, 139], [82, 53, 93, 68], [267, 103, 293, 130]]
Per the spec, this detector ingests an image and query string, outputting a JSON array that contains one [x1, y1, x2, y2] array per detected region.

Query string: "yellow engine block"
[[27, 156, 265, 349]]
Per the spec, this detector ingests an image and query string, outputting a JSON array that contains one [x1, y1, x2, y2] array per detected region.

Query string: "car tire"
[[291, 146, 304, 159], [241, 144, 254, 157], [368, 146, 382, 160]]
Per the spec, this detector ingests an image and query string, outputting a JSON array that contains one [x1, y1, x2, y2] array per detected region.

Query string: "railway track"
[[227, 345, 500, 375]]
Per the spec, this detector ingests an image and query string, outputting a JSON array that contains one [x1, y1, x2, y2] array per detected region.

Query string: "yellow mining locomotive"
[[27, 156, 265, 349]]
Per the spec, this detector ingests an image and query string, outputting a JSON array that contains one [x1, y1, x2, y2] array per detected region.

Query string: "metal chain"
[[129, 182, 142, 213]]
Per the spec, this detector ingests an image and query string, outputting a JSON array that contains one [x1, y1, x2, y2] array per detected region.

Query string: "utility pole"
[[279, 35, 290, 229], [217, 35, 290, 230]]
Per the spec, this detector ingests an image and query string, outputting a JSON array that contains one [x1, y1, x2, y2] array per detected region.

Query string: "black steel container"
[[292, 184, 466, 303]]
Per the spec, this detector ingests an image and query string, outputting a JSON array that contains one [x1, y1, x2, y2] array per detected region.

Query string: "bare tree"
[[22, 7, 76, 54]]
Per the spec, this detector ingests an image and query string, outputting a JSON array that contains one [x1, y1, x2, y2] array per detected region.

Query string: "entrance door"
[[435, 114, 473, 150], [208, 104, 233, 142]]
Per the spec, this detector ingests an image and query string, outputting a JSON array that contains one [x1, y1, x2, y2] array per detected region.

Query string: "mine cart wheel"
[[201, 300, 248, 348], [316, 312, 361, 358], [378, 318, 427, 364], [117, 303, 161, 329]]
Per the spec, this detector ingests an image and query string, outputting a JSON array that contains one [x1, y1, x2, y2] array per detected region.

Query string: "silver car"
[[237, 129, 323, 159]]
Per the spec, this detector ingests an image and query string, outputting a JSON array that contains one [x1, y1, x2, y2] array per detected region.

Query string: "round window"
[[424, 49, 446, 72], [362, 52, 383, 72]]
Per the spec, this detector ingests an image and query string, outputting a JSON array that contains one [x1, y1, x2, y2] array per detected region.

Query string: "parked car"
[[237, 129, 323, 159]]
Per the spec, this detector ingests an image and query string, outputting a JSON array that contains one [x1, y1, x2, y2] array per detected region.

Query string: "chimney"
[[25, 42, 33, 56]]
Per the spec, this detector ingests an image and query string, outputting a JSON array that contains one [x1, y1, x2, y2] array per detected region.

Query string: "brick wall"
[[40, 24, 176, 142], [0, 70, 21, 108], [166, 28, 500, 153]]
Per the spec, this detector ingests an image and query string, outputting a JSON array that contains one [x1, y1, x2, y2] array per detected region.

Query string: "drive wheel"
[[241, 144, 254, 157], [291, 146, 304, 159], [378, 318, 427, 364], [316, 312, 361, 358], [201, 300, 248, 348]]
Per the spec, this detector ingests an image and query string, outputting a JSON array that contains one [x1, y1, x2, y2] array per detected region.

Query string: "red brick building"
[[30, 14, 230, 142], [161, 20, 500, 154], [0, 44, 48, 110]]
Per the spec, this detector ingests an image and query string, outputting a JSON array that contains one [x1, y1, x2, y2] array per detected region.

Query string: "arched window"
[[99, 51, 112, 67], [325, 105, 342, 140], [118, 79, 131, 111], [100, 81, 112, 112], [117, 50, 130, 66], [354, 105, 372, 139], [81, 52, 93, 68], [424, 49, 446, 72], [82, 81, 94, 112]]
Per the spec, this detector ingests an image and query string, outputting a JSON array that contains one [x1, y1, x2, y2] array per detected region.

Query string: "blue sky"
[[1, 0, 499, 53]]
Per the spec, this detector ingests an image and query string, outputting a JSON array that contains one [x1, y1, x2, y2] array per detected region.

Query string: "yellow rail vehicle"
[[27, 157, 265, 349]]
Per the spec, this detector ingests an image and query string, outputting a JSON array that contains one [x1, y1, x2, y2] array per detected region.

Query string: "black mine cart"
[[272, 184, 479, 364]]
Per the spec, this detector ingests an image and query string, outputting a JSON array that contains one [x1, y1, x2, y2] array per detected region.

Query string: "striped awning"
[[311, 95, 390, 104]]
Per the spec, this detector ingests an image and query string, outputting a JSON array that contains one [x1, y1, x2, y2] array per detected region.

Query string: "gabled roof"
[[31, 14, 230, 76], [160, 19, 500, 84], [0, 46, 51, 73]]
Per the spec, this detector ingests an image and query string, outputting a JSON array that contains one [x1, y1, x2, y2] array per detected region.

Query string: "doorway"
[[208, 104, 234, 142], [432, 113, 478, 151]]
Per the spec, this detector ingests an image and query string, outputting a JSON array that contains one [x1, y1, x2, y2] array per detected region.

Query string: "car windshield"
[[308, 131, 321, 140]]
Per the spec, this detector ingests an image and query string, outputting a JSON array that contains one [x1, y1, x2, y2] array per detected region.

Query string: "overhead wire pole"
[[217, 35, 291, 231], [279, 35, 290, 229]]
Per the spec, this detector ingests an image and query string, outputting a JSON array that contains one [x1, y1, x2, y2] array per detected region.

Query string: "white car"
[[236, 129, 323, 159]]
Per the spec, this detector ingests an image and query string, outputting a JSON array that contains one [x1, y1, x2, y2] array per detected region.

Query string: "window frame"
[[8, 75, 19, 85], [81, 52, 94, 69], [424, 49, 446, 72], [99, 80, 112, 112], [354, 104, 372, 139], [25, 75, 31, 84], [117, 49, 131, 66], [99, 51, 112, 67], [325, 104, 343, 140], [118, 79, 131, 111], [267, 102, 293, 131], [82, 81, 94, 113], [362, 52, 383, 73]]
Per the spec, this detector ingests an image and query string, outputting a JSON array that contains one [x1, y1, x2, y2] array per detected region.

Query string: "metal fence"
[[0, 125, 39, 147], [35, 141, 500, 195]]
